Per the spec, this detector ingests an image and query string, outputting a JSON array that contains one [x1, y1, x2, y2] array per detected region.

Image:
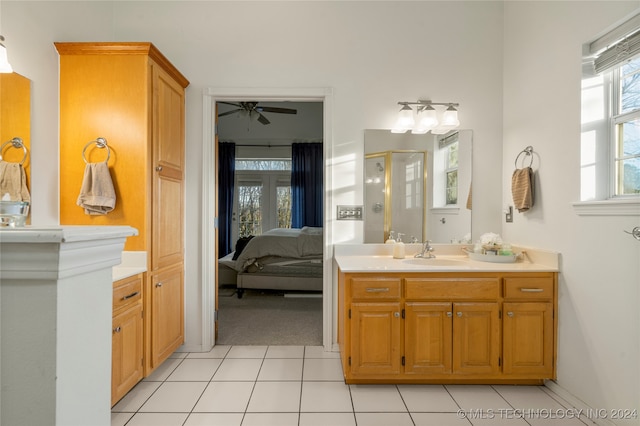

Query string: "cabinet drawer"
[[405, 278, 500, 300], [504, 277, 553, 300], [113, 274, 143, 312], [350, 277, 401, 300]]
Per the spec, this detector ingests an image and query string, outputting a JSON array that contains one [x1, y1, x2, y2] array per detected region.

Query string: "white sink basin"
[[402, 257, 468, 267]]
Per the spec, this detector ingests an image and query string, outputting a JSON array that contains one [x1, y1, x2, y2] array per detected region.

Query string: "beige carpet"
[[216, 287, 323, 346]]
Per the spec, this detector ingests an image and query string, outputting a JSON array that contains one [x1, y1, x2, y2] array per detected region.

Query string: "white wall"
[[502, 2, 640, 423], [4, 1, 639, 423]]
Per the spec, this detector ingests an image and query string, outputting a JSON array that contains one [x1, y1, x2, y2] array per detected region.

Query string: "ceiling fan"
[[218, 101, 297, 125]]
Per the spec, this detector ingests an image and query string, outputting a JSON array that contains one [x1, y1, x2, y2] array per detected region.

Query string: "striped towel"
[[511, 167, 534, 212]]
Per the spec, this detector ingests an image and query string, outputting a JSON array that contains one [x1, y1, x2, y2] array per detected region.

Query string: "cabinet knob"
[[447, 312, 453, 317], [155, 282, 163, 288], [456, 312, 462, 317], [507, 312, 514, 317], [394, 312, 400, 318], [113, 326, 121, 333], [155, 166, 163, 172]]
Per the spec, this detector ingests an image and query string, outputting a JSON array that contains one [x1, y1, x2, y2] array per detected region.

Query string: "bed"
[[218, 227, 323, 298]]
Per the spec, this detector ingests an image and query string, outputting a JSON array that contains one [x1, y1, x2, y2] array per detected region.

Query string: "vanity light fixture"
[[0, 35, 13, 73], [391, 100, 459, 134], [391, 104, 415, 133]]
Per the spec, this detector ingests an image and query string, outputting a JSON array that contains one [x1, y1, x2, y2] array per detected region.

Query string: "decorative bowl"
[[0, 201, 30, 227]]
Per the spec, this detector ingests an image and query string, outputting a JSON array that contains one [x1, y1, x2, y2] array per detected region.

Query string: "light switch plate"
[[337, 205, 363, 221]]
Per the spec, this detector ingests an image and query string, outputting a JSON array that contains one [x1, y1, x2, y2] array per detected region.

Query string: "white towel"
[[0, 160, 30, 201], [77, 162, 116, 215]]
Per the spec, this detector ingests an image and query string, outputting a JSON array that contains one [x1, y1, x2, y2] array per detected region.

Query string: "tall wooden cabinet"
[[56, 43, 189, 383]]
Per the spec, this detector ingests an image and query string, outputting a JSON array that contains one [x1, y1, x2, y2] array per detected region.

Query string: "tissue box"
[[0, 201, 30, 227]]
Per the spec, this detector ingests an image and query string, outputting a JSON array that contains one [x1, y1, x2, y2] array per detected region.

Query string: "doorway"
[[200, 87, 334, 351]]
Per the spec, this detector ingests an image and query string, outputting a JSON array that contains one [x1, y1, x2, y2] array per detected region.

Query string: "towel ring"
[[0, 137, 28, 166], [82, 137, 111, 164], [515, 146, 534, 169]]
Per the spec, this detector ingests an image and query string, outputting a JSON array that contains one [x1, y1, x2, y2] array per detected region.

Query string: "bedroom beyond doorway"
[[215, 99, 325, 346]]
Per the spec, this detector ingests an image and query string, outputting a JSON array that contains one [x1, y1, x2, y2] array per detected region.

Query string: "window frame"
[[576, 20, 640, 216]]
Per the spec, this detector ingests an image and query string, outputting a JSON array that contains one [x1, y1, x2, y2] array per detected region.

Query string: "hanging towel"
[[0, 160, 31, 201], [77, 162, 116, 215], [511, 167, 534, 212]]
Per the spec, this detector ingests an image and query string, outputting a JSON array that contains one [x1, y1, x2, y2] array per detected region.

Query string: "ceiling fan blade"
[[257, 113, 271, 125], [218, 108, 243, 117], [258, 106, 297, 115]]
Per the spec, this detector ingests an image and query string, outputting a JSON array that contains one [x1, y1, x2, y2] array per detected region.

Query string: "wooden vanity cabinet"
[[112, 274, 144, 406], [338, 270, 557, 384], [56, 42, 189, 379], [502, 275, 555, 378], [348, 277, 402, 376]]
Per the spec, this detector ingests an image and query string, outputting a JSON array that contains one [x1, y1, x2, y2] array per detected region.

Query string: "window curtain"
[[291, 142, 323, 228], [218, 142, 235, 257]]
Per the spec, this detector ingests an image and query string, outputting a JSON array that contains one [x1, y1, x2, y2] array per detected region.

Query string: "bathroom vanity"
[[334, 244, 559, 385]]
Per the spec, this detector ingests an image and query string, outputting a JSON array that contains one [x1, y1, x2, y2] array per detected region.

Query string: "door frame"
[[201, 87, 334, 350]]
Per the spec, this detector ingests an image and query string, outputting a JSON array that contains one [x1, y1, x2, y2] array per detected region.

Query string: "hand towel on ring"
[[511, 167, 534, 212], [77, 161, 116, 215]]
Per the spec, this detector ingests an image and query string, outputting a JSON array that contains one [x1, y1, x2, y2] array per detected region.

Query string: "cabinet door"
[[350, 302, 402, 376], [453, 302, 500, 375], [151, 64, 185, 271], [405, 302, 452, 374], [150, 266, 184, 368], [112, 303, 143, 406], [503, 302, 554, 377]]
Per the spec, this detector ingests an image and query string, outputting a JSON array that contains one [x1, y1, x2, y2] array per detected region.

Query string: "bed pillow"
[[232, 236, 254, 260]]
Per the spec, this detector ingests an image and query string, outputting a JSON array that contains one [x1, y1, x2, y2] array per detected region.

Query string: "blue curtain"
[[218, 142, 235, 257], [291, 142, 323, 228]]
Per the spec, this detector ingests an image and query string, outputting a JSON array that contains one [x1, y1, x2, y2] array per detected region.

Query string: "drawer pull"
[[520, 288, 544, 293], [366, 287, 389, 293], [122, 291, 140, 300], [113, 326, 121, 333]]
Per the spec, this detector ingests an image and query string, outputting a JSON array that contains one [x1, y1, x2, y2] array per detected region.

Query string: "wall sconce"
[[391, 100, 459, 134], [0, 35, 13, 73]]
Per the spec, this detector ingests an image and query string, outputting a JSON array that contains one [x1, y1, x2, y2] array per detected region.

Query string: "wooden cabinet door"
[[453, 302, 500, 375], [112, 303, 143, 406], [350, 302, 402, 376], [404, 302, 452, 374], [503, 302, 554, 377], [151, 63, 185, 271], [150, 266, 184, 368]]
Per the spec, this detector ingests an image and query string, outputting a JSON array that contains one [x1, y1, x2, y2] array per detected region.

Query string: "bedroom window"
[[234, 159, 292, 241]]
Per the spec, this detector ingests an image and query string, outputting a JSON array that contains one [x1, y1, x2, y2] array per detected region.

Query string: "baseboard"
[[544, 380, 616, 426], [284, 292, 323, 298]]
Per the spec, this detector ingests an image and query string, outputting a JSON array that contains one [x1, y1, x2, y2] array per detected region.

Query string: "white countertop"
[[333, 244, 559, 273], [112, 251, 147, 281]]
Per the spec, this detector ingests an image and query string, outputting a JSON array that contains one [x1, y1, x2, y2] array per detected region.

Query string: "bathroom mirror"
[[0, 72, 31, 169], [364, 129, 472, 244]]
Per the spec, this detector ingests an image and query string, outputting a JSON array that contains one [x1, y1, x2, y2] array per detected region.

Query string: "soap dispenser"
[[393, 233, 405, 259], [385, 230, 396, 244]]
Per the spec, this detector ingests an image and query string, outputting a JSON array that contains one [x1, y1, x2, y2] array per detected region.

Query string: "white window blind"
[[590, 13, 640, 74]]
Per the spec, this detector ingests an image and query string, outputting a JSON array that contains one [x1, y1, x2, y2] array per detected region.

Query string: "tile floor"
[[112, 345, 594, 426]]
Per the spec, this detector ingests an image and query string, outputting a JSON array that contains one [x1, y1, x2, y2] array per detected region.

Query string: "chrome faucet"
[[414, 240, 436, 258]]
